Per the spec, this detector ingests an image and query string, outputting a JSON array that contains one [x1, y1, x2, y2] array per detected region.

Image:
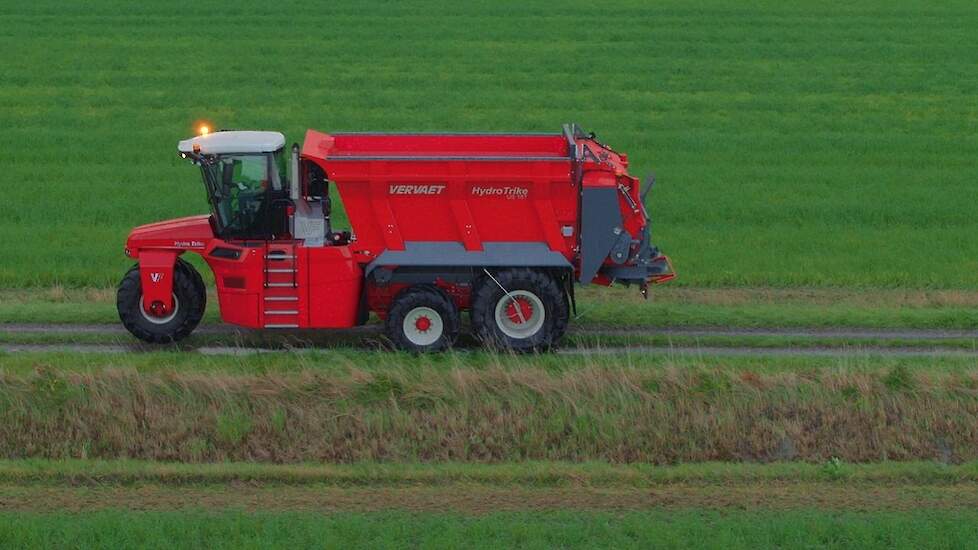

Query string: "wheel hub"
[[415, 315, 432, 332], [505, 297, 534, 324], [493, 290, 546, 339], [148, 300, 168, 317], [402, 306, 444, 347], [140, 294, 180, 325]]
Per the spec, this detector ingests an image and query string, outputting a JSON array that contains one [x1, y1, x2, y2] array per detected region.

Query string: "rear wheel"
[[385, 286, 460, 352], [471, 269, 568, 352], [117, 258, 206, 343]]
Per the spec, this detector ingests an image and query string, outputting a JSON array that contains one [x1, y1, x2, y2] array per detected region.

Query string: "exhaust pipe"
[[289, 143, 300, 202]]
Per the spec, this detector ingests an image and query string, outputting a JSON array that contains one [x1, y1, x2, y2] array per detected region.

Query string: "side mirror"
[[289, 143, 300, 201]]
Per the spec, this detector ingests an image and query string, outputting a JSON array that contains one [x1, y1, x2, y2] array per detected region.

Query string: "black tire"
[[471, 269, 569, 352], [385, 286, 460, 353], [117, 258, 206, 343], [175, 257, 207, 302]]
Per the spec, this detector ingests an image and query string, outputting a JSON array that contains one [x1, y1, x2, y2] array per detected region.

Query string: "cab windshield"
[[199, 151, 289, 239]]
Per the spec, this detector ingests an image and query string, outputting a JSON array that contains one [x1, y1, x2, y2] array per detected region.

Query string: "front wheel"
[[471, 269, 569, 352], [385, 286, 460, 353], [117, 259, 206, 343]]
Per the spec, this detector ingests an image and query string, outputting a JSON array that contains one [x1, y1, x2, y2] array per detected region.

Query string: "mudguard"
[[137, 249, 179, 315]]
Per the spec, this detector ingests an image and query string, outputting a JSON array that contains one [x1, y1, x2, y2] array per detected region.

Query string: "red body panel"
[[302, 131, 579, 263], [126, 215, 214, 252], [302, 246, 363, 327], [205, 241, 263, 328]]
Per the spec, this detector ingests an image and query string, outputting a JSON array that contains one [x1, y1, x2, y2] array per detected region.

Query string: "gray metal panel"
[[603, 261, 669, 281], [292, 199, 326, 247], [366, 241, 571, 274], [578, 187, 623, 284]]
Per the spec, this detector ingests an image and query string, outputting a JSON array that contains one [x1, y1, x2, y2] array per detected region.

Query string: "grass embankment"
[[6, 287, 978, 329], [2, 1, 978, 289], [3, 352, 978, 463], [4, 509, 978, 549]]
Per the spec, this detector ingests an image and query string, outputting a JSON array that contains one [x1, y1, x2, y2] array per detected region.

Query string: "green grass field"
[[2, 1, 978, 289], [5, 1, 978, 545]]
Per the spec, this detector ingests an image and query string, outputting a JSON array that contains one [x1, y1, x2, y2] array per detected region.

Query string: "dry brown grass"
[[3, 363, 978, 464]]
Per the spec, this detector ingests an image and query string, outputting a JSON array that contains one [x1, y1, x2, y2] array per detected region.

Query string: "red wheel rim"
[[415, 315, 432, 332], [505, 296, 534, 324]]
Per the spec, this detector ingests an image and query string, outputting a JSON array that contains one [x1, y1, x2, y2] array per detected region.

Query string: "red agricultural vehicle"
[[117, 124, 674, 351]]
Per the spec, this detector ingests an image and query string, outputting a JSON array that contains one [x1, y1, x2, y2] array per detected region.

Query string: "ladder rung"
[[265, 268, 296, 273], [264, 324, 299, 329], [265, 310, 299, 315], [265, 283, 297, 288], [264, 296, 298, 302]]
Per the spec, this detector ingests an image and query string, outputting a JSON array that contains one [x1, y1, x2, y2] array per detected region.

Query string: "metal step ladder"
[[262, 242, 300, 329]]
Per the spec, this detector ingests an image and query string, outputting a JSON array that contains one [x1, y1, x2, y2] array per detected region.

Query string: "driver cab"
[[178, 130, 348, 248], [178, 131, 292, 241]]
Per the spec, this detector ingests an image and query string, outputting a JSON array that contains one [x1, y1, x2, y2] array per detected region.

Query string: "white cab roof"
[[178, 131, 285, 154]]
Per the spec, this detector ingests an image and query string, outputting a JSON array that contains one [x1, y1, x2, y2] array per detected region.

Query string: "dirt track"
[[5, 323, 978, 340], [3, 323, 978, 358]]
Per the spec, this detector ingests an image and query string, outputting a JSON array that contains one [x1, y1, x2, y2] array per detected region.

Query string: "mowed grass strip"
[[2, 509, 978, 549], [1, 1, 978, 288], [3, 355, 978, 463]]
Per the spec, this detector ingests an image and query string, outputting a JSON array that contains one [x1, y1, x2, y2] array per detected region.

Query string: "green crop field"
[[4, 509, 978, 549], [5, 1, 978, 546], [2, 0, 978, 289]]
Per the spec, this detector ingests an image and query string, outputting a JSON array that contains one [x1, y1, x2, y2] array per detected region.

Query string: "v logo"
[[150, 272, 164, 283]]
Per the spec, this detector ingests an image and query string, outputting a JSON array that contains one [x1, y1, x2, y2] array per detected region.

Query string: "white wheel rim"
[[494, 290, 545, 339], [402, 306, 444, 347], [140, 294, 180, 325]]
